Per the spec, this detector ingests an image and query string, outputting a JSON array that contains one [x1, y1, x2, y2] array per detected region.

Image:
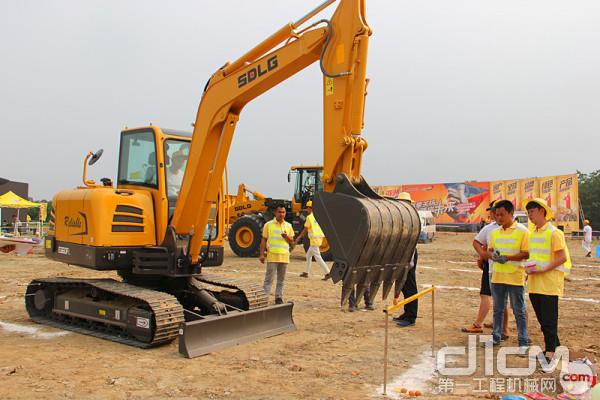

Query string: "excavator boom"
[[172, 0, 420, 308]]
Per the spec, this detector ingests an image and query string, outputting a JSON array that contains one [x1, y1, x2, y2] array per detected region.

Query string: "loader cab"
[[117, 127, 223, 265], [288, 166, 323, 211]]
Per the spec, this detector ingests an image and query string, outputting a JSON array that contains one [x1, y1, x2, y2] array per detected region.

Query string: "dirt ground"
[[0, 233, 598, 399]]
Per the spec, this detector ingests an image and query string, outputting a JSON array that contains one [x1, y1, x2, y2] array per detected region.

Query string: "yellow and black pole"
[[383, 306, 389, 395], [431, 286, 435, 356], [382, 286, 436, 396]]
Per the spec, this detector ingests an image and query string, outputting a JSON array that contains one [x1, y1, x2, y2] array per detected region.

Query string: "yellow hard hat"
[[397, 192, 413, 203], [522, 198, 553, 220], [306, 200, 313, 208], [584, 219, 590, 225]]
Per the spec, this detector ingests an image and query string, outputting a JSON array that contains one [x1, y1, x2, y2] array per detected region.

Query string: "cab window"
[[118, 130, 157, 187], [162, 139, 217, 241], [164, 139, 190, 199], [294, 169, 322, 205], [205, 202, 218, 241]]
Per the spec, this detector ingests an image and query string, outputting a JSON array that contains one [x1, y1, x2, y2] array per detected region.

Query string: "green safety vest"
[[307, 213, 324, 239], [266, 219, 292, 255], [528, 223, 572, 274], [491, 223, 529, 273]]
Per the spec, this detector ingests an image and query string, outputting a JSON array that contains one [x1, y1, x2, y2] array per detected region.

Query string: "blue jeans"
[[491, 283, 528, 346]]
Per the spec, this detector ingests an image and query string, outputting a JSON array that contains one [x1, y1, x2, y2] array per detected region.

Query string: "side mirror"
[[88, 149, 104, 165], [83, 149, 103, 187], [287, 171, 291, 183]]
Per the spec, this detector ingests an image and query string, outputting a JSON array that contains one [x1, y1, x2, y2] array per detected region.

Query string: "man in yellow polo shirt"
[[259, 204, 295, 304], [524, 198, 571, 362], [487, 200, 530, 350]]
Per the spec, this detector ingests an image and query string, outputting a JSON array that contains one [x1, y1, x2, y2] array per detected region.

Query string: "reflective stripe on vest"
[[495, 238, 517, 245], [491, 224, 527, 273], [307, 213, 324, 239], [528, 224, 572, 274], [266, 220, 292, 254]]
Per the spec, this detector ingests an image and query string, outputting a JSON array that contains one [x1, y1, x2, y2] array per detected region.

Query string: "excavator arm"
[[172, 0, 420, 305]]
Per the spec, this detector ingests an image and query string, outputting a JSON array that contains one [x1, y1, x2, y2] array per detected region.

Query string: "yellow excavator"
[[227, 165, 332, 260], [26, 0, 420, 358]]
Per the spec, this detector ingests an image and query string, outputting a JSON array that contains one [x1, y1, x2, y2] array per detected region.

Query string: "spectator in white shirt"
[[583, 219, 593, 257]]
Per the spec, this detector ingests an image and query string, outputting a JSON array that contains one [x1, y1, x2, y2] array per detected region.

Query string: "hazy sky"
[[2, 0, 599, 200]]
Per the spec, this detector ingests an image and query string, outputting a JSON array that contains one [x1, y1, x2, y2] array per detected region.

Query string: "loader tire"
[[302, 237, 333, 261], [228, 214, 265, 257]]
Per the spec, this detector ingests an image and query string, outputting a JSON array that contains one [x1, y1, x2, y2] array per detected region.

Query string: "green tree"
[[26, 200, 52, 222], [28, 207, 39, 221], [578, 170, 600, 227]]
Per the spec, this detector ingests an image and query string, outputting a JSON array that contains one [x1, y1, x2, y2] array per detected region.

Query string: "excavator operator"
[[167, 150, 187, 197]]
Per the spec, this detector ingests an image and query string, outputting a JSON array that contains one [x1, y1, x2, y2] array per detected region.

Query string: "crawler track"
[[25, 274, 270, 349], [25, 278, 184, 348]]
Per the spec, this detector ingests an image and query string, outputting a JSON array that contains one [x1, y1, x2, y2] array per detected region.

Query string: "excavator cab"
[[42, 126, 221, 272], [116, 127, 223, 266]]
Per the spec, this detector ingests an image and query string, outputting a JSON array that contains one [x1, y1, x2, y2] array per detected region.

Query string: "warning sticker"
[[325, 77, 334, 96]]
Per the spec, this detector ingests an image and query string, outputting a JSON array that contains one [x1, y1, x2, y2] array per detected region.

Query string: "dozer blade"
[[314, 174, 421, 306], [179, 302, 295, 358]]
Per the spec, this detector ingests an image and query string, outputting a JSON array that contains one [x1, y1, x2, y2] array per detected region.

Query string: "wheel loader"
[[26, 0, 420, 358], [227, 166, 332, 261]]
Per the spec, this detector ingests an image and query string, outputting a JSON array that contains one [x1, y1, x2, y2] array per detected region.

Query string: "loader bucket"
[[313, 174, 420, 306], [178, 302, 295, 358]]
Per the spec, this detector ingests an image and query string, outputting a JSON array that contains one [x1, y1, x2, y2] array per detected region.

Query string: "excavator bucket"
[[178, 302, 295, 358], [313, 174, 421, 306]]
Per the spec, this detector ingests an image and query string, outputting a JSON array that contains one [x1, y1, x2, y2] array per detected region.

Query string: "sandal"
[[461, 323, 483, 333], [483, 323, 493, 329]]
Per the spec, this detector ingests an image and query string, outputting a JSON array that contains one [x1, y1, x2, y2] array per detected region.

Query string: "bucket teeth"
[[314, 174, 421, 303], [340, 268, 359, 306], [340, 284, 353, 307], [354, 269, 372, 306], [354, 286, 366, 306], [394, 268, 411, 299], [382, 277, 395, 300], [368, 266, 385, 301]]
